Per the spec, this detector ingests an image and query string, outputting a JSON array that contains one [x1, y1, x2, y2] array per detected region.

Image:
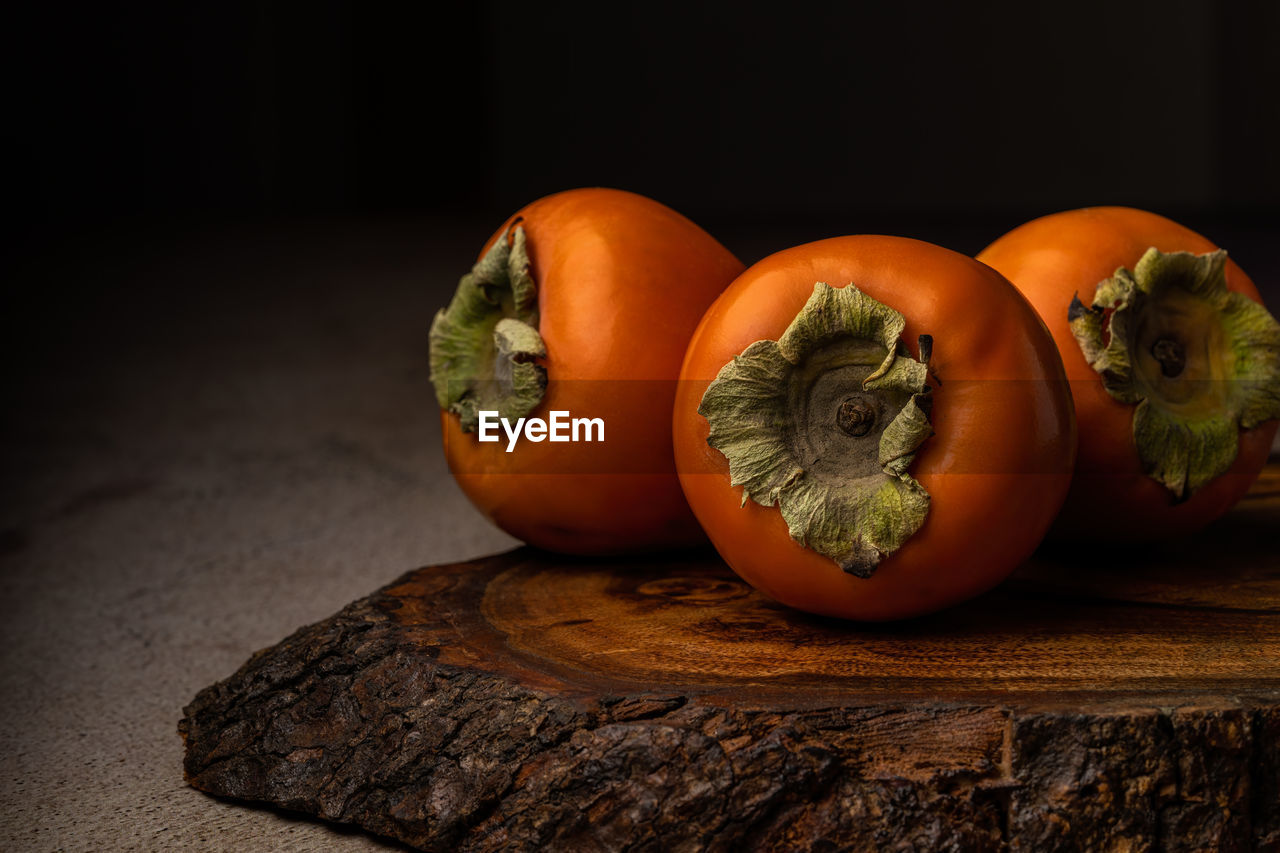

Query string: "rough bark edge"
[[180, 564, 1280, 852]]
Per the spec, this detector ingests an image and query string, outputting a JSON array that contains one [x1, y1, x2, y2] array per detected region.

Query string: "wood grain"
[[181, 464, 1280, 851]]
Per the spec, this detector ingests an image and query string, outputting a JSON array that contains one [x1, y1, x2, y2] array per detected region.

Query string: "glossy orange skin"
[[674, 236, 1076, 621], [443, 188, 745, 554], [977, 207, 1277, 540]]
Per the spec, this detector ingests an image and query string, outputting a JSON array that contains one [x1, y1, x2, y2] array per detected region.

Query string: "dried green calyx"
[[428, 226, 547, 432], [1069, 247, 1280, 500], [699, 283, 935, 577]]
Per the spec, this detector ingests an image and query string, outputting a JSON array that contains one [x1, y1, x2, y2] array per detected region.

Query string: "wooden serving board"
[[181, 466, 1280, 852]]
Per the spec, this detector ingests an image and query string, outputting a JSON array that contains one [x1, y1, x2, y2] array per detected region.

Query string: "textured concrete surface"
[[1, 220, 519, 850], [3, 216, 1277, 851]]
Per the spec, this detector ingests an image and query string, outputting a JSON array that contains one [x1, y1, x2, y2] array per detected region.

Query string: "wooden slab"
[[181, 466, 1280, 851]]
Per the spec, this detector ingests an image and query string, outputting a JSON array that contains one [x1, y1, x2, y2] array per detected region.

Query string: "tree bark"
[[181, 466, 1280, 851]]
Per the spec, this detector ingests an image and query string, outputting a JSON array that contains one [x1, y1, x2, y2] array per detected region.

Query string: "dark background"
[[9, 0, 1280, 239], [4, 0, 1280, 404]]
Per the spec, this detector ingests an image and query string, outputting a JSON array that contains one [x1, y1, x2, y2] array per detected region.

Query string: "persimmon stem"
[[1068, 247, 1280, 500], [699, 283, 934, 577], [837, 396, 877, 437], [428, 226, 548, 433], [1151, 338, 1186, 378]]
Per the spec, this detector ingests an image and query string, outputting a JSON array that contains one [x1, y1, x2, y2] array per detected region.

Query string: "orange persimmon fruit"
[[674, 235, 1076, 620], [978, 207, 1280, 539], [430, 188, 745, 553]]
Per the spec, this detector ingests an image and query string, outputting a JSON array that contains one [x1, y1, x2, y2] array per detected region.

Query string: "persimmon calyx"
[[428, 225, 547, 433], [1069, 247, 1280, 501], [699, 283, 934, 577]]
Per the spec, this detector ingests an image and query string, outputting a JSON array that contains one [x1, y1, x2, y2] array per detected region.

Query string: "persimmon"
[[674, 235, 1076, 620], [430, 188, 745, 553], [978, 207, 1280, 539]]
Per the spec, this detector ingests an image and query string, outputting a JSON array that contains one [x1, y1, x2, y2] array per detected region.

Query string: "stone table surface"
[[2, 216, 1277, 851]]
